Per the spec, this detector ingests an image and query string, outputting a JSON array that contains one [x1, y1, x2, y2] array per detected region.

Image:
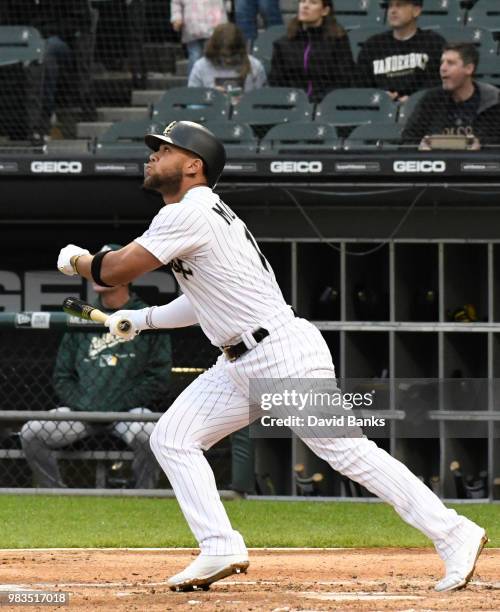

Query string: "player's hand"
[[172, 19, 183, 31], [105, 308, 148, 341], [57, 244, 90, 276]]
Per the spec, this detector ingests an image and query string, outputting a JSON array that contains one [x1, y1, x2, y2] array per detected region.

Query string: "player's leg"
[[112, 407, 160, 489], [19, 407, 90, 487], [149, 356, 252, 590]]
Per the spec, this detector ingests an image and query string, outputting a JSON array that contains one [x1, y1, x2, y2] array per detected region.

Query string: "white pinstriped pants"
[[150, 311, 470, 559]]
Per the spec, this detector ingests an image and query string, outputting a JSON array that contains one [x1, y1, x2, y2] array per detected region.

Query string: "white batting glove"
[[57, 244, 90, 276], [105, 308, 149, 341]]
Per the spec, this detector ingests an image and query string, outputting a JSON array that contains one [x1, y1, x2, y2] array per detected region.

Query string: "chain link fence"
[[0, 313, 232, 490]]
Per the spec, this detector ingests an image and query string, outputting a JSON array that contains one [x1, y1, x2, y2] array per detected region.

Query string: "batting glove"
[[106, 308, 150, 341], [57, 244, 90, 276]]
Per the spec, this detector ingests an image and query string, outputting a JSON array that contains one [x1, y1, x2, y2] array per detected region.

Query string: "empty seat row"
[[96, 118, 404, 157]]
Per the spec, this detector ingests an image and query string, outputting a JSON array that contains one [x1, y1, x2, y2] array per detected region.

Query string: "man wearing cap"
[[56, 121, 487, 594], [20, 244, 172, 489], [356, 0, 445, 102]]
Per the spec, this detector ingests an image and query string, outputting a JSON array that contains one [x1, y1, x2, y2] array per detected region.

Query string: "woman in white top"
[[188, 23, 267, 103]]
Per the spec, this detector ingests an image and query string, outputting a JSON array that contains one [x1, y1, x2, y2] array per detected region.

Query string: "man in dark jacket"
[[20, 244, 172, 489], [0, 0, 96, 137], [402, 42, 500, 146], [356, 0, 445, 102], [268, 0, 354, 104]]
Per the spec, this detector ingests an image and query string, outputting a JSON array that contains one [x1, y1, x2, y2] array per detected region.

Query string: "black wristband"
[[91, 251, 114, 287]]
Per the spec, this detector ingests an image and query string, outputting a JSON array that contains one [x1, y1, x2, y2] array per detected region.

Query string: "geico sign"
[[393, 160, 446, 173], [270, 161, 323, 173], [30, 161, 83, 174]]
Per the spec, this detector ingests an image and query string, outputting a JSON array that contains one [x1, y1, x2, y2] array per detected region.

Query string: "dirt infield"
[[1, 548, 498, 611]]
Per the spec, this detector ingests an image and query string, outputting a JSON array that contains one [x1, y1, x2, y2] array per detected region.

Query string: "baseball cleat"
[[167, 554, 249, 592], [435, 525, 488, 592]]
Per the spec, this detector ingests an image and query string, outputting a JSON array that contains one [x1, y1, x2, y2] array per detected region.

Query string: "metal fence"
[[0, 312, 231, 490]]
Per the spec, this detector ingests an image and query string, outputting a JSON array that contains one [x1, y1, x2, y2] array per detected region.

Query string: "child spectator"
[[356, 0, 445, 102], [171, 0, 227, 75], [268, 0, 354, 104], [188, 23, 266, 103]]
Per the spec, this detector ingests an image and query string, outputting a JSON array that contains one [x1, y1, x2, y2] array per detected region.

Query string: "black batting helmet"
[[145, 121, 226, 188]]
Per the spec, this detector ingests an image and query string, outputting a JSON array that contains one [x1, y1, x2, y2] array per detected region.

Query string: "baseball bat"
[[62, 297, 132, 338]]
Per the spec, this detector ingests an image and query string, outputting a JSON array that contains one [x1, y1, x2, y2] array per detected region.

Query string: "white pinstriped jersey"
[[135, 186, 289, 347]]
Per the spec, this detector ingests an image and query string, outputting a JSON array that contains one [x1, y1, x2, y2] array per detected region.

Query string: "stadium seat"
[[315, 88, 397, 126], [0, 26, 45, 66], [475, 55, 500, 89], [333, 0, 384, 30], [408, 0, 464, 29], [152, 87, 230, 124], [251, 25, 287, 74], [424, 25, 498, 55], [231, 87, 313, 128], [348, 25, 389, 61], [344, 122, 403, 150], [259, 121, 340, 152], [466, 0, 500, 37], [397, 89, 428, 125], [204, 121, 258, 155], [95, 118, 162, 156]]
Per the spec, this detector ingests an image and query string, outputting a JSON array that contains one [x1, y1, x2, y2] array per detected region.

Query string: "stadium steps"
[[132, 90, 165, 105], [96, 107, 150, 122], [76, 122, 113, 139]]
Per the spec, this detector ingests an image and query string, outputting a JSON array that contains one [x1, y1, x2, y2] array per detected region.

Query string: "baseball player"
[[57, 120, 487, 593]]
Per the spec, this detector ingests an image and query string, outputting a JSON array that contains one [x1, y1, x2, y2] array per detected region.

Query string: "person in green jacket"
[[20, 244, 172, 489]]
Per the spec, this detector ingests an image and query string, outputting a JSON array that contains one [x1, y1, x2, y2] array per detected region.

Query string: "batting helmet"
[[145, 121, 226, 188]]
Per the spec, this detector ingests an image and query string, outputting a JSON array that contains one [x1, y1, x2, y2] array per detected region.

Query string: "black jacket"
[[0, 0, 92, 44], [268, 23, 354, 104], [402, 81, 500, 144], [356, 28, 445, 98]]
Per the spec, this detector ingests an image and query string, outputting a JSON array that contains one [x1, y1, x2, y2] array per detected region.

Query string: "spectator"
[[402, 42, 500, 146], [356, 0, 445, 102], [188, 23, 266, 103], [171, 0, 227, 75], [235, 0, 283, 47], [268, 0, 354, 104], [1, 0, 97, 139], [20, 244, 172, 489]]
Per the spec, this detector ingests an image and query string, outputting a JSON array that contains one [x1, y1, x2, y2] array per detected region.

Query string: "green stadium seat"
[[315, 88, 397, 126], [260, 121, 340, 152], [95, 118, 162, 156], [409, 0, 464, 29], [424, 25, 498, 55], [475, 56, 500, 89], [231, 87, 313, 128], [334, 0, 384, 30], [0, 26, 45, 66], [344, 122, 403, 150], [204, 121, 258, 155], [152, 87, 230, 124], [252, 25, 286, 74], [348, 25, 389, 60], [466, 0, 500, 37], [397, 89, 428, 125]]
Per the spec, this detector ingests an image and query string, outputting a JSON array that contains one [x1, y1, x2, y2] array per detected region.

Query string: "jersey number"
[[244, 227, 269, 272]]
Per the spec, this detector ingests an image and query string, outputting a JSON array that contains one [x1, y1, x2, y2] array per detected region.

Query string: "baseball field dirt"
[[1, 548, 498, 611]]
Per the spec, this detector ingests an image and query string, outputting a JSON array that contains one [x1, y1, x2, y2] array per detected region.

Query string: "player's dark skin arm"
[[73, 242, 162, 286]]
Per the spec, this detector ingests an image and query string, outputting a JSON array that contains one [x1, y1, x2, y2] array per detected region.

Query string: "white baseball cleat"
[[167, 553, 249, 592], [435, 524, 488, 592]]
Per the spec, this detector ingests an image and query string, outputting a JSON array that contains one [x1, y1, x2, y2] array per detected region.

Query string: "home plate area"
[[1, 548, 498, 611]]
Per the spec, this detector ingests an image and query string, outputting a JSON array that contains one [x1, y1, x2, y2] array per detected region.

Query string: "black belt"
[[222, 327, 270, 362]]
